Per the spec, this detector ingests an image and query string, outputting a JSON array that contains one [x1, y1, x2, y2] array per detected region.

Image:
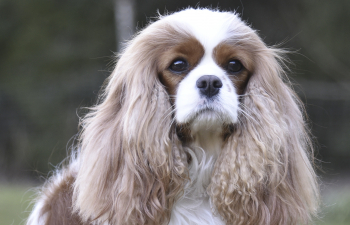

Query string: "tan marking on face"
[[158, 37, 205, 98], [213, 43, 253, 95]]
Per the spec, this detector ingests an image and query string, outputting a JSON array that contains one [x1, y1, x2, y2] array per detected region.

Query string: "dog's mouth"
[[175, 95, 238, 126], [196, 106, 216, 115], [187, 104, 228, 124], [175, 106, 229, 142]]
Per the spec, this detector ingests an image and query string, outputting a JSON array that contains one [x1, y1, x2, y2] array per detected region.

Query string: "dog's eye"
[[169, 59, 188, 73], [227, 60, 243, 73]]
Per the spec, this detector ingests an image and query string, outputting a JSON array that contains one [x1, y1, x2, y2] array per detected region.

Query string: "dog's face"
[[157, 10, 253, 135]]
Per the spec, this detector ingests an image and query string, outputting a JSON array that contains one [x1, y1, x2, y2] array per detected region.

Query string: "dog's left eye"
[[227, 59, 243, 73], [169, 59, 189, 73]]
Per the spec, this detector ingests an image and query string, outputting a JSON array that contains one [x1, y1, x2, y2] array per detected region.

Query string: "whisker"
[[161, 107, 177, 124]]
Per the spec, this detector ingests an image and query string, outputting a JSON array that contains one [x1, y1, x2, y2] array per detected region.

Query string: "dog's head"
[[158, 10, 251, 135], [74, 9, 319, 225]]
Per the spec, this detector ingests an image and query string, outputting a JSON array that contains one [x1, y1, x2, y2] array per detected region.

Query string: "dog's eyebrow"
[[212, 41, 254, 72]]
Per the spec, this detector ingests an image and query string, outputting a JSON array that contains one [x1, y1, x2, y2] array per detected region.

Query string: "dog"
[[27, 8, 319, 225]]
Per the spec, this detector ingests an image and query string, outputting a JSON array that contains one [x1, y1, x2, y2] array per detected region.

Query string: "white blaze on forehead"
[[163, 8, 241, 52]]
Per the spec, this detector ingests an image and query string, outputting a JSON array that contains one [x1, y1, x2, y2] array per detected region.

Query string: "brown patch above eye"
[[158, 37, 204, 98], [213, 43, 253, 95]]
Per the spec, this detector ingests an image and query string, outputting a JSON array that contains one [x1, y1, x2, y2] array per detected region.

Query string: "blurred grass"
[[0, 183, 35, 225], [0, 182, 350, 225], [317, 183, 350, 225]]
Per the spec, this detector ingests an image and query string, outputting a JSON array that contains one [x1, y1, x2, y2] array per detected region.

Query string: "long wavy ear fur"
[[209, 33, 319, 224], [73, 21, 188, 225]]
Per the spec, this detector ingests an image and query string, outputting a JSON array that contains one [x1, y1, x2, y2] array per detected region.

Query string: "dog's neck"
[[190, 122, 224, 158], [168, 126, 226, 225], [192, 129, 223, 159], [183, 126, 224, 196]]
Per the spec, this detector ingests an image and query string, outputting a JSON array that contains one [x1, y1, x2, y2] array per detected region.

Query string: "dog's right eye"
[[169, 59, 189, 73]]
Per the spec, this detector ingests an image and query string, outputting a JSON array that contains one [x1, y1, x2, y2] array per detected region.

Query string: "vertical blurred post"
[[114, 0, 135, 51]]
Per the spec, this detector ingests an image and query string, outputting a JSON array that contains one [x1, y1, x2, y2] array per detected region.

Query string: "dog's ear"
[[209, 38, 319, 224], [73, 22, 188, 225]]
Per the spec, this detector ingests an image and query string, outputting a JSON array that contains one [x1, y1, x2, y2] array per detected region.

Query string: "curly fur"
[[209, 50, 318, 225], [27, 8, 319, 225]]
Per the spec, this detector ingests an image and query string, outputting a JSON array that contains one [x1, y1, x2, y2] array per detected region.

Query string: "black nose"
[[196, 75, 223, 98]]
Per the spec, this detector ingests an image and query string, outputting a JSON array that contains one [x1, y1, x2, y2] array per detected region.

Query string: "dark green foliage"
[[0, 0, 115, 178]]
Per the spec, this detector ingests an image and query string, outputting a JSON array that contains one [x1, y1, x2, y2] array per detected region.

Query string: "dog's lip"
[[196, 100, 221, 112], [192, 104, 222, 118], [196, 106, 216, 114], [181, 104, 230, 126]]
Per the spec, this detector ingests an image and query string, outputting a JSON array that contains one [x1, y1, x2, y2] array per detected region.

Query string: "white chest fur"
[[168, 131, 225, 225]]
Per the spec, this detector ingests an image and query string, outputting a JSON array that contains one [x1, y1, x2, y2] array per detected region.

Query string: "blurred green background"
[[0, 0, 349, 224]]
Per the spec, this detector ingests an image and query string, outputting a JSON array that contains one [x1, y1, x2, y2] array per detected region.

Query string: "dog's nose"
[[196, 75, 223, 98]]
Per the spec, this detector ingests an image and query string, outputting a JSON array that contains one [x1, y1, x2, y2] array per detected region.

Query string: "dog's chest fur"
[[168, 130, 225, 225]]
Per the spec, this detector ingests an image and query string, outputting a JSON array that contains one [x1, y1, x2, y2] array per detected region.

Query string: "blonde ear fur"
[[73, 22, 189, 225], [209, 41, 319, 224]]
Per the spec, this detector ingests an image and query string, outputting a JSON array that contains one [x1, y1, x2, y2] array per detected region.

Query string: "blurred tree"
[[0, 92, 28, 178], [114, 0, 135, 50], [0, 0, 116, 178]]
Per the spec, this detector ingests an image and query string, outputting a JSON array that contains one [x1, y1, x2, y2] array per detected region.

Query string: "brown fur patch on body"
[[38, 167, 89, 225]]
